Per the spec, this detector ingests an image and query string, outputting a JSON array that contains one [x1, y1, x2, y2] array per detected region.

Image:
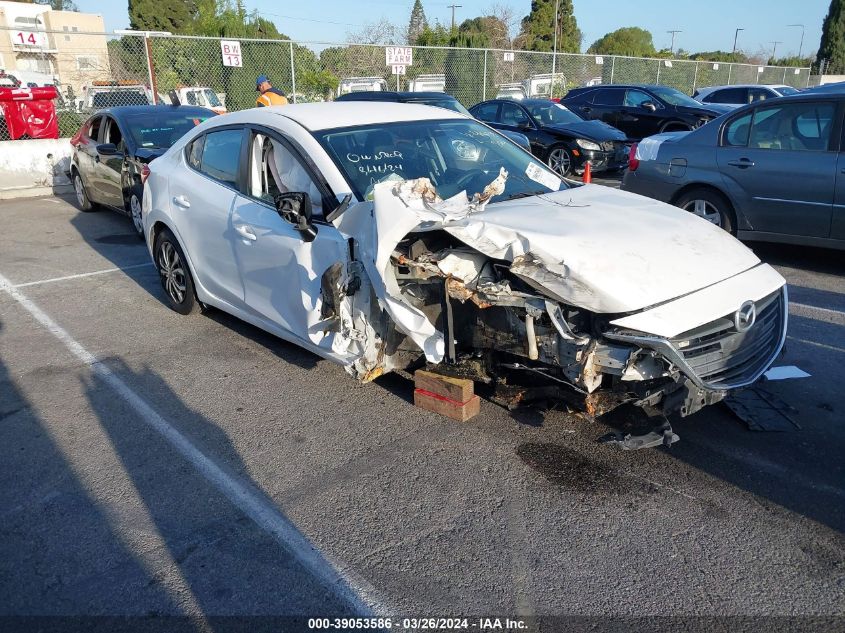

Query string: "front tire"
[[154, 228, 199, 315], [72, 171, 98, 212], [675, 187, 736, 234], [547, 144, 573, 176], [128, 186, 144, 239]]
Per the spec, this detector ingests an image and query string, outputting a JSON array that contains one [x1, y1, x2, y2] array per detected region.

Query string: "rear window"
[[123, 111, 213, 149], [592, 88, 624, 106]]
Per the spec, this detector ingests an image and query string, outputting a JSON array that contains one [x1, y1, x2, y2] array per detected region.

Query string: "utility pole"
[[551, 0, 560, 99], [732, 27, 744, 54], [788, 24, 805, 59], [770, 40, 782, 61], [447, 4, 462, 31], [667, 30, 682, 55]]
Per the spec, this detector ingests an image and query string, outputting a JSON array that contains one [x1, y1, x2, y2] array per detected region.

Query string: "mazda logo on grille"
[[734, 300, 757, 332]]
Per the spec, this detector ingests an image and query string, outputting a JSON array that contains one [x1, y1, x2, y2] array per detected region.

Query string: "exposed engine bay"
[[325, 172, 786, 421]]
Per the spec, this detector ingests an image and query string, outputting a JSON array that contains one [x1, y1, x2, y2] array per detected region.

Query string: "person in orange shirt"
[[255, 75, 289, 107]]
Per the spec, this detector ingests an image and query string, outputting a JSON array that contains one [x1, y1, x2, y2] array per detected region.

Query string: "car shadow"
[[751, 242, 845, 277]]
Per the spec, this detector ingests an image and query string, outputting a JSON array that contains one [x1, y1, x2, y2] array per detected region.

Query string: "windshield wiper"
[[502, 189, 549, 201]]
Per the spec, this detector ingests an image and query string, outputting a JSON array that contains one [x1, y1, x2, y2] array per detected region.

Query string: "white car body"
[[143, 103, 787, 418]]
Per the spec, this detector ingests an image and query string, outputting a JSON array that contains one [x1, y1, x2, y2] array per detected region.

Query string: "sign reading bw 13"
[[221, 40, 242, 67], [386, 46, 413, 66]]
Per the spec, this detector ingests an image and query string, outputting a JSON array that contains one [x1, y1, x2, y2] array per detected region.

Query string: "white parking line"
[[11, 263, 155, 289], [789, 302, 845, 319], [0, 271, 388, 617]]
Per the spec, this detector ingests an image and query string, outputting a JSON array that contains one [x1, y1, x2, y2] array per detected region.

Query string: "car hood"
[[546, 119, 626, 142], [677, 103, 731, 117], [334, 178, 761, 361]]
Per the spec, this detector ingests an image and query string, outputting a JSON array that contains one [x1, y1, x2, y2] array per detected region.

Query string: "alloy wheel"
[[130, 194, 143, 235], [683, 199, 722, 226], [74, 175, 86, 207], [547, 148, 571, 176], [157, 241, 187, 304]]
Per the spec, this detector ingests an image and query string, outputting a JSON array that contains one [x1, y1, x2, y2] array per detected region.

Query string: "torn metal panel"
[[725, 386, 802, 432]]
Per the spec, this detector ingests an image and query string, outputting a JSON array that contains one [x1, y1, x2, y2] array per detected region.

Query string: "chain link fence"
[[0, 28, 813, 140]]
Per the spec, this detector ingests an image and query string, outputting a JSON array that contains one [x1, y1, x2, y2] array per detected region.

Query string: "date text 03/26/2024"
[[307, 617, 528, 630]]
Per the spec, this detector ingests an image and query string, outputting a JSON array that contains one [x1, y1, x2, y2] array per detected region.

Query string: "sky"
[[75, 0, 828, 58]]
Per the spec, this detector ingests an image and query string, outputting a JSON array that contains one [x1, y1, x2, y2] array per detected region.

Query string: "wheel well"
[[670, 183, 739, 226], [660, 121, 692, 132], [151, 221, 169, 247]]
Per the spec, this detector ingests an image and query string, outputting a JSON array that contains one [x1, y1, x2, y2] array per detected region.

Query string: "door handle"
[[172, 195, 191, 208], [94, 155, 100, 163], [235, 224, 257, 241], [581, 107, 592, 114], [727, 159, 755, 168]]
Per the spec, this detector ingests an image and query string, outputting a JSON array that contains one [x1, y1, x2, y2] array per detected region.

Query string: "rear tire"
[[153, 228, 199, 315], [128, 186, 144, 239], [72, 171, 98, 212], [675, 187, 736, 235]]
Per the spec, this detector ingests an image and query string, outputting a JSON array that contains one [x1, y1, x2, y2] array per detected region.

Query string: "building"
[[0, 1, 110, 101]]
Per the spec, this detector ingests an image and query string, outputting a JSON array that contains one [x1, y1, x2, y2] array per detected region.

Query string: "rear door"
[[717, 100, 836, 237], [581, 88, 624, 131], [95, 115, 127, 208], [170, 127, 247, 307], [831, 115, 845, 240]]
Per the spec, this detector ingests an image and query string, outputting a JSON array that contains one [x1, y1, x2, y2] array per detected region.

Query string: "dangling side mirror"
[[274, 191, 318, 242]]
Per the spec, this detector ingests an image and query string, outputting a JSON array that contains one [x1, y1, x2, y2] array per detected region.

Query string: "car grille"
[[669, 289, 786, 389]]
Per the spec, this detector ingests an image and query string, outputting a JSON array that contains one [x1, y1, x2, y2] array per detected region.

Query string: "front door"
[[231, 129, 352, 354], [717, 100, 836, 238], [497, 102, 539, 154]]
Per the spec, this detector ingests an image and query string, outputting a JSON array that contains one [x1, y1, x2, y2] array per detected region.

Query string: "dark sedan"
[[334, 90, 532, 152], [562, 84, 731, 141], [621, 93, 845, 250], [70, 105, 215, 236], [469, 98, 628, 176]]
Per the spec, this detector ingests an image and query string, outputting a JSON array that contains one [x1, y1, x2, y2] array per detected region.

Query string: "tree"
[[688, 50, 750, 63], [587, 27, 655, 57], [517, 0, 580, 53], [35, 0, 78, 9], [416, 22, 451, 46], [817, 0, 845, 71], [459, 16, 510, 49], [128, 0, 197, 33], [444, 30, 495, 106], [408, 0, 428, 45]]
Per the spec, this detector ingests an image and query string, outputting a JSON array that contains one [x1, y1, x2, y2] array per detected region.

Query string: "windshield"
[[525, 102, 582, 125], [650, 86, 703, 108], [124, 112, 213, 149], [315, 119, 568, 202]]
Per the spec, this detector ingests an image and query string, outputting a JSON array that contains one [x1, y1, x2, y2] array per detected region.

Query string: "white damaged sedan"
[[142, 103, 787, 419]]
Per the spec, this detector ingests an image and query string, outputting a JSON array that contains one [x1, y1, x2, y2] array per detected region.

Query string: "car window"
[[723, 111, 753, 146], [706, 88, 747, 104], [749, 88, 774, 103], [500, 102, 531, 127], [248, 132, 324, 218], [87, 116, 102, 142], [748, 102, 835, 151], [186, 135, 204, 170], [103, 117, 123, 148], [592, 88, 624, 106], [472, 102, 499, 122], [198, 128, 243, 187], [123, 111, 213, 149], [624, 89, 653, 108]]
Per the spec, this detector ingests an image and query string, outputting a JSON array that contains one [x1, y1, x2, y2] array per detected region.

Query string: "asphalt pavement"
[[1, 194, 843, 631]]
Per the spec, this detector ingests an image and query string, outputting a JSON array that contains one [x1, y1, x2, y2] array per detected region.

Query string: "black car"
[[469, 98, 628, 176], [69, 105, 215, 236], [562, 84, 731, 141], [334, 90, 532, 152]]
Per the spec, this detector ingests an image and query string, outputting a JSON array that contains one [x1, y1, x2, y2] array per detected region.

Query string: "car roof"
[[337, 91, 457, 102], [696, 84, 789, 94], [98, 105, 216, 117], [475, 98, 552, 106], [209, 102, 466, 132]]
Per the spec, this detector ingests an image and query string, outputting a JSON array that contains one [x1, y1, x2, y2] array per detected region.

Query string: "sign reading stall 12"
[[220, 40, 242, 67]]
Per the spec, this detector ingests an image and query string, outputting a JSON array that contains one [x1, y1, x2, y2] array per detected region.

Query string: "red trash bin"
[[0, 85, 59, 140]]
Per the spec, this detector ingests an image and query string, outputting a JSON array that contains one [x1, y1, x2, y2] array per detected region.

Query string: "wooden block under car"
[[414, 369, 474, 402], [413, 389, 481, 422]]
